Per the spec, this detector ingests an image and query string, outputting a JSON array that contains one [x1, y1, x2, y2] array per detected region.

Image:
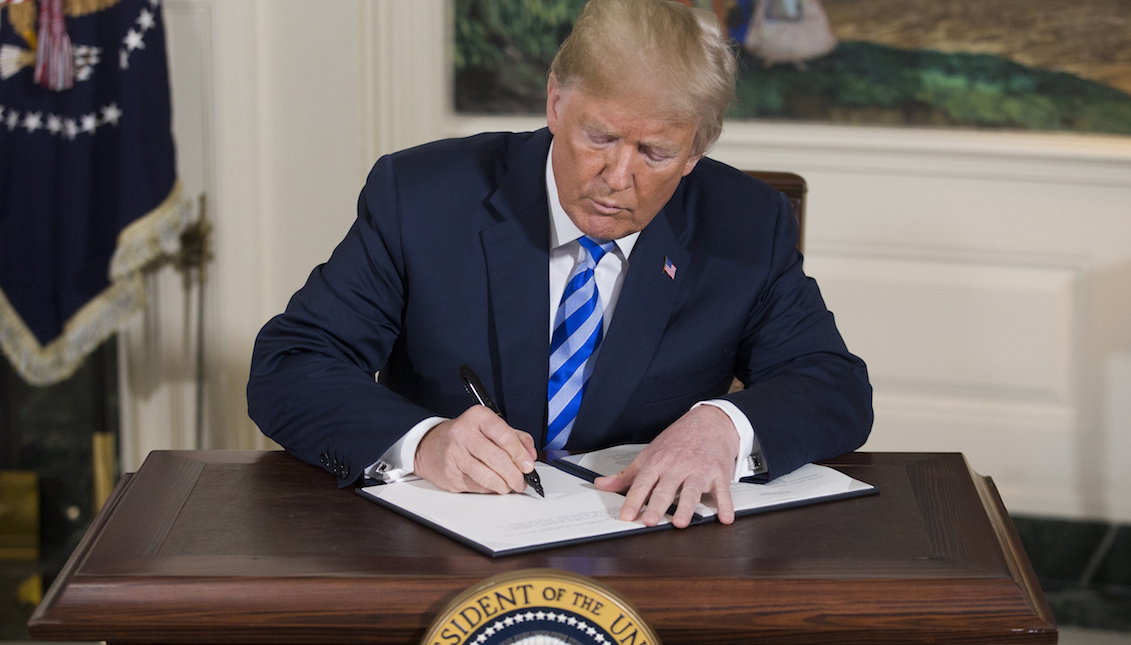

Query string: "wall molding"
[[367, 0, 450, 159], [873, 391, 1076, 434], [715, 121, 1131, 186], [806, 240, 1093, 275]]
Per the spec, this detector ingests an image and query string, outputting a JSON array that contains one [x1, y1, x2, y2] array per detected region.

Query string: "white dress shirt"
[[366, 144, 763, 483]]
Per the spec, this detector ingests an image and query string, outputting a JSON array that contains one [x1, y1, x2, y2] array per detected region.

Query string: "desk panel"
[[29, 451, 1056, 644]]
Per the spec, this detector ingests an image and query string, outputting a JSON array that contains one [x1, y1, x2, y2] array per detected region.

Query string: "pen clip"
[[459, 364, 500, 414]]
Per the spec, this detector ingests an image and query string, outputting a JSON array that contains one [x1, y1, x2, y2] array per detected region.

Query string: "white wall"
[[124, 0, 1131, 522]]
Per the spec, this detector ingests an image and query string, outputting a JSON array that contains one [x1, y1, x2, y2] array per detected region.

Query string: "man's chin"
[[578, 220, 628, 241], [570, 210, 635, 240]]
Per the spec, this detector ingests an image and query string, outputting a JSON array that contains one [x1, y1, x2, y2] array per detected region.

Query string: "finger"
[[426, 450, 500, 495], [516, 431, 537, 471], [477, 412, 537, 476], [638, 480, 680, 527], [593, 474, 625, 492], [669, 484, 703, 529], [620, 469, 660, 523], [713, 481, 736, 525], [459, 450, 515, 495], [465, 437, 527, 493], [593, 465, 635, 493], [455, 471, 495, 494]]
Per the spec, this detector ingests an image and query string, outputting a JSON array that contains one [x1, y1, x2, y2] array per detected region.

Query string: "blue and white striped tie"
[[546, 236, 616, 450]]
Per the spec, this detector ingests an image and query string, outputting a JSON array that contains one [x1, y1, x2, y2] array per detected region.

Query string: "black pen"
[[458, 364, 545, 497]]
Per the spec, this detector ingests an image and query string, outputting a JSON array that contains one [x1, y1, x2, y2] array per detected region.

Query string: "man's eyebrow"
[[637, 138, 685, 157], [582, 120, 617, 137], [581, 120, 682, 154]]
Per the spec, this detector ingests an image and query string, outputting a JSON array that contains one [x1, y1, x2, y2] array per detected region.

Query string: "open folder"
[[358, 444, 876, 557]]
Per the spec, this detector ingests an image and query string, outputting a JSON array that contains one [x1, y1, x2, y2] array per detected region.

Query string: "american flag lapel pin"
[[662, 256, 677, 280]]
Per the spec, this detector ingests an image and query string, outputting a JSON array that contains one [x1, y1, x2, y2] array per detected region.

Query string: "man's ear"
[[681, 154, 702, 177], [546, 74, 563, 134]]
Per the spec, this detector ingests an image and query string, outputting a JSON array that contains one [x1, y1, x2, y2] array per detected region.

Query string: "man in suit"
[[247, 0, 871, 529]]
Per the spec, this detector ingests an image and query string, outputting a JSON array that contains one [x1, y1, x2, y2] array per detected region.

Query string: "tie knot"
[[578, 236, 615, 267]]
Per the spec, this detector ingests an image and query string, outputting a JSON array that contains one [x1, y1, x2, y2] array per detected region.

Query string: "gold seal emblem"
[[423, 569, 661, 645]]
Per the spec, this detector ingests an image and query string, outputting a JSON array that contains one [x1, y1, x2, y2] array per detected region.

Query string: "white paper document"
[[360, 444, 875, 557], [360, 463, 665, 556]]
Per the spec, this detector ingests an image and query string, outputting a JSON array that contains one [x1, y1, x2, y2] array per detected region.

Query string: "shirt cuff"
[[694, 400, 767, 481], [364, 416, 447, 483]]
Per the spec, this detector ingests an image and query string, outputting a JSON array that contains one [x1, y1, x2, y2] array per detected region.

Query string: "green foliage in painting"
[[454, 0, 586, 112], [454, 0, 583, 71]]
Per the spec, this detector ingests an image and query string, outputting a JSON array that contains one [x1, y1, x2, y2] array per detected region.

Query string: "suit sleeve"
[[723, 192, 873, 481], [246, 156, 434, 487]]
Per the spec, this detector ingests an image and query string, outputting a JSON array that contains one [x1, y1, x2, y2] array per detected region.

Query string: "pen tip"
[[525, 469, 544, 497]]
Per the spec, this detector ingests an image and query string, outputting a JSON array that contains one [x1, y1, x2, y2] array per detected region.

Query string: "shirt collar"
[[545, 141, 640, 257]]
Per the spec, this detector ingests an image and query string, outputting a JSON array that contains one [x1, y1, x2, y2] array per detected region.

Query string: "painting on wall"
[[453, 0, 1131, 136]]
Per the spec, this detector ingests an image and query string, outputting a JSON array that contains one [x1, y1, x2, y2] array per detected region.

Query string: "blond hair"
[[549, 0, 737, 155]]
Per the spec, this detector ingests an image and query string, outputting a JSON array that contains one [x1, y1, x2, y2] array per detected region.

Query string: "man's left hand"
[[593, 405, 739, 528]]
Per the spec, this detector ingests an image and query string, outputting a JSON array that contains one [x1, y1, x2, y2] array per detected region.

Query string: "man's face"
[[546, 77, 701, 241]]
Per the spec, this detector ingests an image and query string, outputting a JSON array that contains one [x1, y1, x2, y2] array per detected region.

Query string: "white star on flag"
[[124, 29, 145, 52], [137, 9, 156, 31], [101, 103, 123, 126], [80, 113, 98, 134], [22, 111, 42, 133]]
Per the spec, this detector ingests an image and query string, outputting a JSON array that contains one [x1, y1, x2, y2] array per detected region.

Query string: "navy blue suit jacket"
[[247, 129, 872, 486]]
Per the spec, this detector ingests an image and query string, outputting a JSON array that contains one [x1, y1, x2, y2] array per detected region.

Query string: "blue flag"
[[0, 0, 189, 385]]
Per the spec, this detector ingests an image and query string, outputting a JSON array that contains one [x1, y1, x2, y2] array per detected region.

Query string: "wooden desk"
[[29, 451, 1056, 644]]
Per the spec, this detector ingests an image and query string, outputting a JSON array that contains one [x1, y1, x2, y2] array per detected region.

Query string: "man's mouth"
[[590, 198, 624, 215]]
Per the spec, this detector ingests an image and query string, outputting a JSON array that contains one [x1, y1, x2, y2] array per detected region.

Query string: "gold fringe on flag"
[[7, 2, 39, 45], [65, 0, 123, 18], [0, 181, 197, 386]]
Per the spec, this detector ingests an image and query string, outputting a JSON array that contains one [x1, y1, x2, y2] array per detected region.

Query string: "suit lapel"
[[482, 131, 552, 442], [568, 203, 691, 449]]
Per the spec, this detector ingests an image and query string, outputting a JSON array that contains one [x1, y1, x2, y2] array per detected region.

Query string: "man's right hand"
[[413, 405, 537, 494]]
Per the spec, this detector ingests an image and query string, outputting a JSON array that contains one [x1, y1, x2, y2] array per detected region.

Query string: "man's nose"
[[603, 144, 634, 192]]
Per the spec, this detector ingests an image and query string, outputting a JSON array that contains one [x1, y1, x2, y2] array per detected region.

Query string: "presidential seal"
[[423, 569, 660, 645]]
